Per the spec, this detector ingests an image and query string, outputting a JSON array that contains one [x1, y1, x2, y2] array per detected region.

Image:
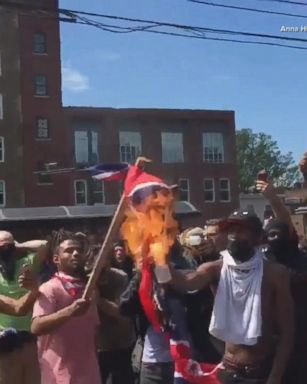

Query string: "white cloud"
[[62, 65, 89, 92], [93, 49, 121, 62], [101, 52, 121, 62]]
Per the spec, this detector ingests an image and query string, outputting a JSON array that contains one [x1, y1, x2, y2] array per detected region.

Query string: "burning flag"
[[121, 164, 178, 267], [120, 165, 222, 384]]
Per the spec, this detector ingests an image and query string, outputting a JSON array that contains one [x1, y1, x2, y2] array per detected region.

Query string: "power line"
[[1, 0, 307, 50], [256, 0, 307, 6], [187, 0, 307, 19], [73, 17, 307, 50], [58, 11, 307, 43]]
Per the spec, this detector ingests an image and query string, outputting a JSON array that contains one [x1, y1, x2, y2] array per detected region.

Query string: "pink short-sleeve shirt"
[[33, 277, 101, 384]]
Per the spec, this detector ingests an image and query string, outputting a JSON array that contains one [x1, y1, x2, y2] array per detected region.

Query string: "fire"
[[121, 188, 178, 267]]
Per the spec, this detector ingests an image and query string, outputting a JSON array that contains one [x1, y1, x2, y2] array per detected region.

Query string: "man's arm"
[[16, 240, 48, 263], [0, 267, 41, 316], [171, 261, 219, 292], [97, 297, 121, 318], [0, 289, 38, 316], [31, 298, 91, 335], [256, 180, 294, 232], [267, 265, 294, 384]]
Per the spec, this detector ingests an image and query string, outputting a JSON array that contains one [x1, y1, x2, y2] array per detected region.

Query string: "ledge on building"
[[0, 201, 199, 222]]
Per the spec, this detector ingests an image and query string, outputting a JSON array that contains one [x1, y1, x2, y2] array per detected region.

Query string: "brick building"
[[0, 0, 239, 229]]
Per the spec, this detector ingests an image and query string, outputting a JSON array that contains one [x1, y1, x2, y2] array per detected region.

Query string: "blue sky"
[[59, 0, 307, 162]]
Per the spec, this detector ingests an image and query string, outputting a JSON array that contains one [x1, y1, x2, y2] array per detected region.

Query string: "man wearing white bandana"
[[172, 208, 294, 384]]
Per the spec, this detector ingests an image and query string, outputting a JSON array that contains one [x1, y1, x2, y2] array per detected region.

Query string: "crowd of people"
[[0, 154, 306, 384]]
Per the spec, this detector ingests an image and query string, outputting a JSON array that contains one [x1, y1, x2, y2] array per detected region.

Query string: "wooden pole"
[[83, 194, 127, 298], [83, 156, 151, 299]]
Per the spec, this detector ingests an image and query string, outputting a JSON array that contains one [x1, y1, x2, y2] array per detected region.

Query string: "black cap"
[[225, 208, 263, 235]]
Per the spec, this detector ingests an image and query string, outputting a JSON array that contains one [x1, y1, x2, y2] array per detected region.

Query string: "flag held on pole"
[[88, 163, 130, 181]]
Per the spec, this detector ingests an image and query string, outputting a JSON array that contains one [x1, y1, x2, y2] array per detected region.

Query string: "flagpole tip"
[[135, 157, 152, 168]]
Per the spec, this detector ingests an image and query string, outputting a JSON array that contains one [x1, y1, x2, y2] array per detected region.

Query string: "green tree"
[[236, 129, 300, 192]]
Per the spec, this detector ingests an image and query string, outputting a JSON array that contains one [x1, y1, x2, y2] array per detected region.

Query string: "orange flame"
[[121, 188, 178, 267]]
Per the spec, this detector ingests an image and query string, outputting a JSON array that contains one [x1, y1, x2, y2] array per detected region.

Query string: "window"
[[33, 33, 47, 54], [219, 178, 230, 202], [34, 75, 48, 96], [204, 179, 215, 202], [119, 131, 141, 163], [74, 130, 99, 166], [0, 137, 4, 162], [0, 181, 5, 206], [161, 132, 184, 163], [178, 178, 190, 201], [0, 94, 3, 120], [203, 133, 224, 163], [74, 180, 87, 205], [38, 173, 52, 185], [93, 180, 105, 204], [36, 118, 49, 139]]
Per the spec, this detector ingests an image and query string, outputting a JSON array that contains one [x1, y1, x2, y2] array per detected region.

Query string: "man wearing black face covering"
[[171, 209, 294, 384], [264, 219, 307, 270], [257, 173, 307, 384]]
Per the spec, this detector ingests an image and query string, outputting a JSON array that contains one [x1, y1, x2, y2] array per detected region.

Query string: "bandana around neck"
[[54, 272, 86, 297]]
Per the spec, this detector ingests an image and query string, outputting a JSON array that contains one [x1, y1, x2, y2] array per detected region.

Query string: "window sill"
[[34, 95, 50, 99], [35, 138, 51, 141], [220, 200, 231, 203], [203, 161, 225, 164], [37, 183, 54, 186], [204, 201, 216, 204], [162, 161, 185, 164], [33, 53, 48, 56]]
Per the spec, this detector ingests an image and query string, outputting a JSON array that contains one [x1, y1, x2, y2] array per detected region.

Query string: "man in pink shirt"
[[31, 230, 101, 384]]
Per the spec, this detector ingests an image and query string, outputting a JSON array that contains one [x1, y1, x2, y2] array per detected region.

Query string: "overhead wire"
[[187, 0, 307, 19], [255, 0, 307, 6], [0, 0, 307, 50], [72, 17, 307, 50]]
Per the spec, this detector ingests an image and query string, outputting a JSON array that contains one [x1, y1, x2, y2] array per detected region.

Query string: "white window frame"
[[119, 131, 142, 163], [204, 178, 215, 203], [74, 130, 89, 165], [161, 132, 184, 163], [74, 130, 99, 166], [0, 137, 4, 162], [178, 178, 190, 201], [202, 132, 224, 163], [33, 33, 47, 54], [93, 180, 105, 204], [0, 180, 6, 207], [34, 75, 48, 96], [74, 179, 87, 205], [219, 178, 231, 202], [36, 118, 49, 139], [0, 94, 3, 120]]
